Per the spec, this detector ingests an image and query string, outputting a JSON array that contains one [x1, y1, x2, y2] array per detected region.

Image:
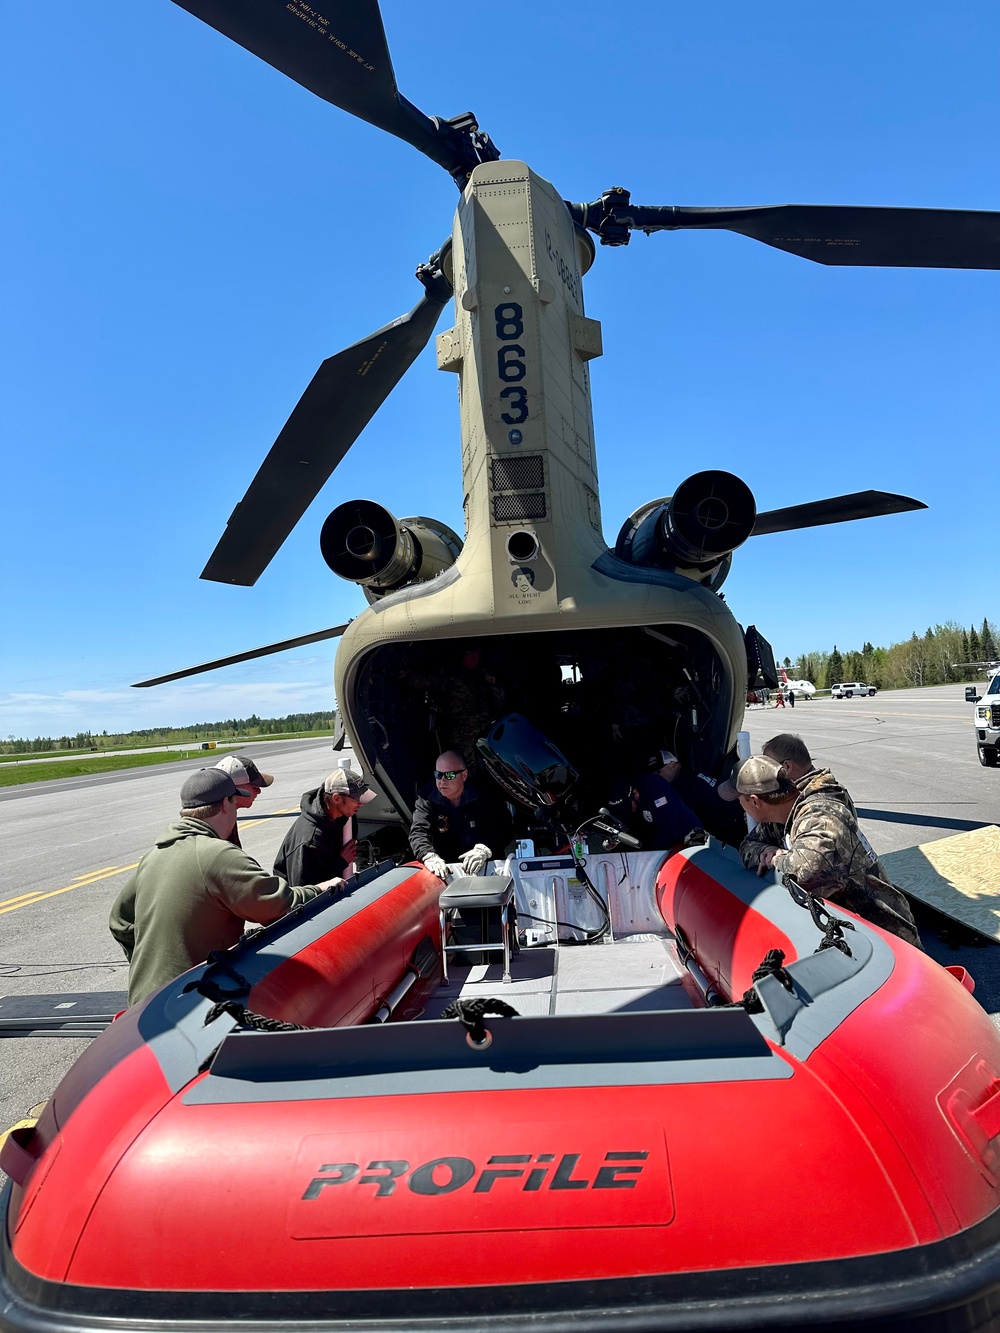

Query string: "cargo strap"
[[442, 996, 519, 1046]]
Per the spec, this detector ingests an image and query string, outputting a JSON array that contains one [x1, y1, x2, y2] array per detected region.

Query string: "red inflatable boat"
[[4, 843, 1000, 1332]]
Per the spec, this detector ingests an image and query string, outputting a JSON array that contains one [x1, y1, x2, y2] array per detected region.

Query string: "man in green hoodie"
[[109, 768, 342, 1006]]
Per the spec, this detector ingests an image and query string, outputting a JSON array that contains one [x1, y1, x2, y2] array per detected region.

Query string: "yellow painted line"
[[67, 867, 121, 886], [0, 889, 48, 909], [0, 863, 138, 916], [72, 866, 118, 880]]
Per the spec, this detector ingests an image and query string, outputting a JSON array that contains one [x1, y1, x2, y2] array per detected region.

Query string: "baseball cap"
[[322, 768, 376, 804], [647, 749, 679, 771], [215, 753, 273, 791], [718, 755, 796, 802], [180, 768, 240, 809], [239, 756, 273, 788], [212, 755, 254, 797]]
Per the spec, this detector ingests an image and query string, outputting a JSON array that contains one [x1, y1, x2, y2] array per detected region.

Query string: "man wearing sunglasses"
[[409, 750, 513, 880]]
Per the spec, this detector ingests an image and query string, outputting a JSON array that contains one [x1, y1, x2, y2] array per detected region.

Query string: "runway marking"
[[1, 814, 298, 916], [0, 864, 138, 916], [238, 805, 300, 831], [798, 710, 966, 722]]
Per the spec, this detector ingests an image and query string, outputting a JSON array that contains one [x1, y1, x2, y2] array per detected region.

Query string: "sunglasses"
[[434, 769, 466, 780]]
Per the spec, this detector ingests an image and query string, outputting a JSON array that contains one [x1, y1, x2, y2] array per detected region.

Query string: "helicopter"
[[134, 0, 999, 858]]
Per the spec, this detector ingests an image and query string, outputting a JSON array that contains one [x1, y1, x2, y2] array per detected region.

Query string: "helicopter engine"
[[320, 500, 462, 605], [615, 469, 756, 591]]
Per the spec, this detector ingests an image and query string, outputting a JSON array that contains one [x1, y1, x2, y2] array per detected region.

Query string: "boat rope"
[[442, 996, 519, 1047], [203, 999, 310, 1032], [738, 948, 795, 1013], [783, 878, 856, 955]]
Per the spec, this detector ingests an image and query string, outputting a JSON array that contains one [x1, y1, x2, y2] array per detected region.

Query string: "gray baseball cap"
[[180, 768, 240, 808]]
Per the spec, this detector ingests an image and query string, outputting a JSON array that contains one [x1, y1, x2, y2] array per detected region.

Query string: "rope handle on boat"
[[182, 950, 251, 1002], [739, 948, 795, 1013], [197, 998, 313, 1071], [203, 999, 309, 1032], [442, 997, 519, 1049]]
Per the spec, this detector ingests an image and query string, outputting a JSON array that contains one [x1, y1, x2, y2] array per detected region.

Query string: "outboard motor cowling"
[[476, 714, 578, 809]]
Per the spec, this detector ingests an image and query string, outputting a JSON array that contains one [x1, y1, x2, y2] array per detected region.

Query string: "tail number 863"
[[495, 303, 528, 425]]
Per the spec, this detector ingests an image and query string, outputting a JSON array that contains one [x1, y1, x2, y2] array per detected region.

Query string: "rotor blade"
[[640, 204, 1000, 268], [751, 490, 926, 537], [171, 0, 475, 179], [132, 623, 350, 687], [573, 196, 1000, 268], [201, 287, 449, 587]]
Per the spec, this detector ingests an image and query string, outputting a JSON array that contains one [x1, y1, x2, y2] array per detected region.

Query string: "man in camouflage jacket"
[[739, 733, 858, 874], [721, 755, 921, 948]]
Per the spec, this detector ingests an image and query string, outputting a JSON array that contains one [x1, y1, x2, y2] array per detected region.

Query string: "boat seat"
[[439, 875, 516, 986]]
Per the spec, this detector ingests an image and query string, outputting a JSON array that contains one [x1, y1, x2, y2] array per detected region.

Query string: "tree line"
[[786, 619, 998, 691], [2, 710, 335, 757]]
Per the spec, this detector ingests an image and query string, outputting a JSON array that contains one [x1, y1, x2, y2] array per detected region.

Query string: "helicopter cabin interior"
[[350, 623, 738, 860]]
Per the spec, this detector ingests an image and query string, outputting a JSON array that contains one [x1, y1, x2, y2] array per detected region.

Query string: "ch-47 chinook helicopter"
[[137, 0, 999, 855]]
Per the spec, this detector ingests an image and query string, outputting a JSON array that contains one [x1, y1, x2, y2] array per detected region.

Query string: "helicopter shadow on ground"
[[857, 808, 990, 835], [911, 900, 1000, 1021], [237, 811, 301, 825]]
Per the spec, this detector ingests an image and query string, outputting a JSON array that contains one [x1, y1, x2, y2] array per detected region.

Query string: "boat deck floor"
[[417, 934, 697, 1021]]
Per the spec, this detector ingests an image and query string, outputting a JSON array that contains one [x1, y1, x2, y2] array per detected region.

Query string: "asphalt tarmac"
[[2, 686, 998, 1146], [0, 736, 336, 1140]]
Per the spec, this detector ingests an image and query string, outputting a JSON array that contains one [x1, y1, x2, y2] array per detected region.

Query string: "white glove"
[[423, 853, 448, 880], [459, 843, 492, 875]]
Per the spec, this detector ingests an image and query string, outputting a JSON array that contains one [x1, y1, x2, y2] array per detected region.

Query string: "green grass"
[[0, 750, 211, 787], [0, 729, 334, 786], [0, 728, 332, 767]]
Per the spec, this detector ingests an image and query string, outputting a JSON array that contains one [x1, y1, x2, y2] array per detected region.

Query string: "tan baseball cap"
[[213, 754, 255, 796], [718, 755, 795, 801]]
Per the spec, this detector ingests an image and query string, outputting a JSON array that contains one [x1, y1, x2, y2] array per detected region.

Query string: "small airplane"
[[779, 668, 817, 698], [132, 0, 999, 859], [953, 660, 1000, 680]]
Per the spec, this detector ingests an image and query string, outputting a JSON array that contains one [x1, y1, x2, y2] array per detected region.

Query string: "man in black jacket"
[[273, 767, 375, 887], [409, 751, 513, 879]]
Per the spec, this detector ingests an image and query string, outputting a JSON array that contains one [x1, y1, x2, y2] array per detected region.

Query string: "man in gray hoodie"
[[109, 768, 342, 1006]]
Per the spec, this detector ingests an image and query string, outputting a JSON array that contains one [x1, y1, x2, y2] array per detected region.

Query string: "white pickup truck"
[[831, 681, 877, 699], [966, 672, 1000, 767]]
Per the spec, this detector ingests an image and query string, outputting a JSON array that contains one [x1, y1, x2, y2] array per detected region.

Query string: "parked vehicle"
[[965, 671, 1000, 766], [831, 682, 877, 699]]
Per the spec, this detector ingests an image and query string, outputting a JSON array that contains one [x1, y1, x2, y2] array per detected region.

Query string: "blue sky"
[[2, 1, 997, 738]]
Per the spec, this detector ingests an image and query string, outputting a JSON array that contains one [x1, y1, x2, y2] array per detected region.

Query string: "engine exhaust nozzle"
[[321, 500, 462, 602]]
